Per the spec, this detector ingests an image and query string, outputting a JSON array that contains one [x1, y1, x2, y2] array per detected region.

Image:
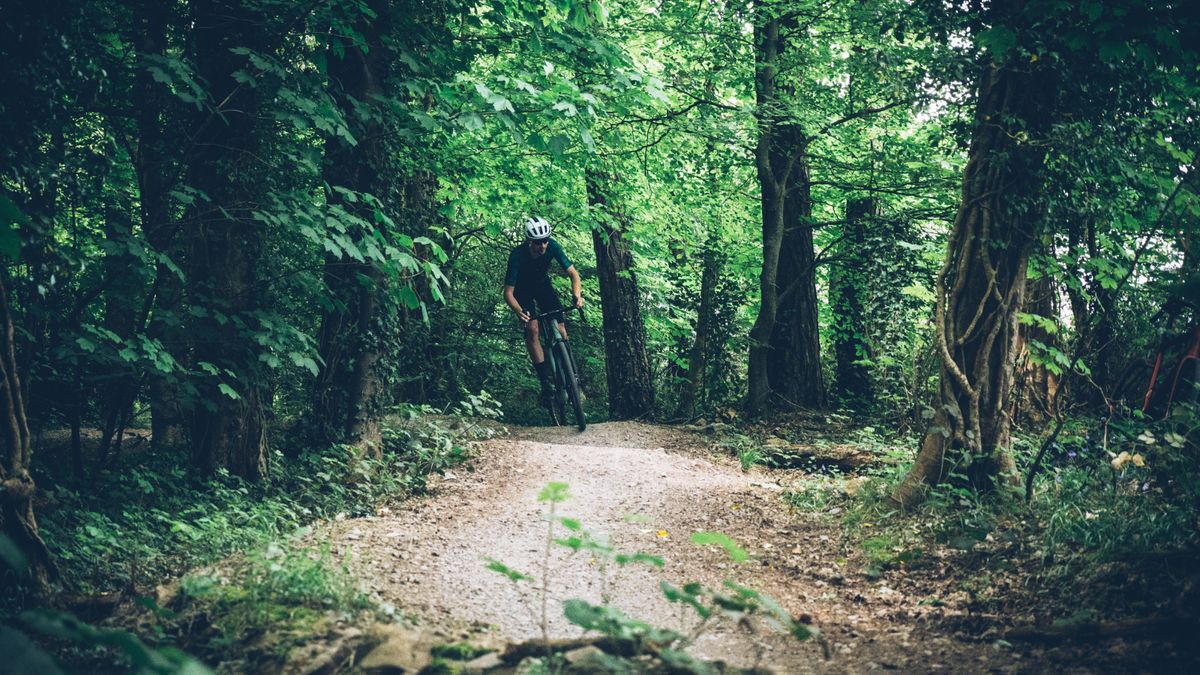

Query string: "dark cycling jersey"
[[504, 238, 572, 289]]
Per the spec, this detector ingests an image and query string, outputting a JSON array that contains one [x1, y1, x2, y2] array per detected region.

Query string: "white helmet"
[[524, 216, 552, 240]]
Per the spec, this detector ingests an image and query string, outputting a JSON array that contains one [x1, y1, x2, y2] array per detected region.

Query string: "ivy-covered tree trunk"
[[587, 168, 655, 419], [749, 15, 822, 413], [185, 0, 272, 479], [676, 238, 722, 420], [0, 273, 53, 591], [892, 31, 1057, 507], [312, 1, 395, 451], [831, 197, 878, 405]]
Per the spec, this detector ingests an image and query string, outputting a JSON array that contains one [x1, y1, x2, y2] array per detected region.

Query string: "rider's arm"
[[565, 265, 583, 308], [503, 285, 529, 322]]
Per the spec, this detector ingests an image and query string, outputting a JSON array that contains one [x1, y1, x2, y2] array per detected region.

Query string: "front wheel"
[[554, 341, 585, 431]]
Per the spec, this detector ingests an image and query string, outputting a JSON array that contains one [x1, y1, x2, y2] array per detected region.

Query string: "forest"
[[1, 0, 1198, 672]]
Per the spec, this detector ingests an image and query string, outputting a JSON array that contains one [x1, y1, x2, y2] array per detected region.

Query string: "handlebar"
[[527, 303, 585, 323]]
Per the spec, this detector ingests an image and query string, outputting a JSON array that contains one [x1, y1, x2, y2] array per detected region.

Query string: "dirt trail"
[[326, 422, 1052, 673]]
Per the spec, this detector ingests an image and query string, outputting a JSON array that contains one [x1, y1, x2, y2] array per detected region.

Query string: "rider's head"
[[524, 216, 552, 243]]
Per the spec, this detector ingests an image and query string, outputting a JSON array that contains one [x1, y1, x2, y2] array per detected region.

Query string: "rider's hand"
[[573, 294, 584, 309], [517, 308, 531, 323]]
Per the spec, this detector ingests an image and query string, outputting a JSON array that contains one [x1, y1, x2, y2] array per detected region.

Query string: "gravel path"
[[325, 422, 1054, 673]]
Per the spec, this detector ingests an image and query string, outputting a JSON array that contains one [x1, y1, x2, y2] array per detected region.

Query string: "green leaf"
[[484, 557, 531, 582], [690, 531, 748, 562], [547, 134, 571, 156], [977, 26, 1017, 55], [217, 384, 241, 400], [614, 552, 663, 567], [538, 482, 571, 503], [399, 286, 421, 310], [461, 113, 484, 131]]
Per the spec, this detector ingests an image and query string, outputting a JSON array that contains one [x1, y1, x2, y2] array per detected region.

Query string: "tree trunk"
[[831, 197, 878, 405], [185, 0, 273, 479], [1016, 269, 1059, 421], [747, 16, 822, 414], [134, 0, 185, 449], [587, 168, 655, 420], [892, 31, 1057, 507], [767, 151, 823, 409], [676, 240, 721, 419], [97, 201, 143, 464], [0, 273, 53, 591], [312, 1, 395, 451], [1086, 219, 1118, 395]]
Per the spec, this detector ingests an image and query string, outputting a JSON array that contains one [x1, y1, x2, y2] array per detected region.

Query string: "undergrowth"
[[779, 402, 1200, 614], [32, 399, 497, 595], [4, 394, 502, 672]]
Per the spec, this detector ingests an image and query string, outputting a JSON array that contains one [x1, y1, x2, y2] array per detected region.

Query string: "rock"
[[359, 626, 437, 674], [282, 628, 366, 675], [462, 651, 504, 673], [562, 645, 610, 673]]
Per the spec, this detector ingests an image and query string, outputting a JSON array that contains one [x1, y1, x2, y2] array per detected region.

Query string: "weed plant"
[[485, 482, 815, 673]]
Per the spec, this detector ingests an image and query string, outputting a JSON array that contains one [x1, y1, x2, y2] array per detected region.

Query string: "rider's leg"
[[526, 320, 553, 403], [525, 320, 545, 363]]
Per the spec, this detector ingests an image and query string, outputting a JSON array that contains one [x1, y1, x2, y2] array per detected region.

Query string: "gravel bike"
[[527, 304, 586, 431]]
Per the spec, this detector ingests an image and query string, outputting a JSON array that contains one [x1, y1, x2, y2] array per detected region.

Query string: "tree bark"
[[133, 0, 185, 449], [312, 0, 395, 451], [1016, 268, 1059, 421], [831, 197, 878, 405], [747, 16, 823, 414], [892, 25, 1058, 507], [185, 0, 273, 479], [587, 168, 655, 420]]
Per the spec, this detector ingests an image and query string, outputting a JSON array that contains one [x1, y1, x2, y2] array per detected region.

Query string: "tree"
[[746, 9, 818, 415], [892, 1, 1058, 506], [312, 0, 398, 450], [830, 197, 878, 405], [587, 168, 655, 419], [0, 261, 54, 592], [184, 0, 278, 479]]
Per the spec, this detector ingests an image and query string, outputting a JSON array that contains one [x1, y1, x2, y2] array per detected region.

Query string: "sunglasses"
[[527, 239, 549, 246]]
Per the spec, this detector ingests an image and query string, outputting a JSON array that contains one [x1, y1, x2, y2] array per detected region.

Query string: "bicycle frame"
[[527, 305, 585, 429]]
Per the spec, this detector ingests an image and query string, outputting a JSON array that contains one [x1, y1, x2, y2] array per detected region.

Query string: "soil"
[[326, 421, 1197, 674]]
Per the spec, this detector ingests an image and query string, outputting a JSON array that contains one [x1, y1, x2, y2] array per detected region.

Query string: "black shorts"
[[514, 279, 562, 317]]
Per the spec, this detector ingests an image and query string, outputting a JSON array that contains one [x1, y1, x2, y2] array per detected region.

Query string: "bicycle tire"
[[549, 346, 567, 426], [554, 341, 586, 431]]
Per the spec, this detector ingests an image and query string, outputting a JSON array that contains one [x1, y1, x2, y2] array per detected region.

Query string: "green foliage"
[[1030, 404, 1200, 560], [172, 537, 373, 650], [36, 407, 480, 595]]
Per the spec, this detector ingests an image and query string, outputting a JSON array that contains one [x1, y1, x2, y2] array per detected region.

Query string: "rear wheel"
[[554, 341, 586, 431]]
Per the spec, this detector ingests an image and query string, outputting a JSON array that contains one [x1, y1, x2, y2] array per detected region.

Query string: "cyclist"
[[502, 216, 584, 405]]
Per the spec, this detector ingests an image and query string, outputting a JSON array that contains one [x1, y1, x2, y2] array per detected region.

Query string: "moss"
[[430, 642, 490, 661]]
